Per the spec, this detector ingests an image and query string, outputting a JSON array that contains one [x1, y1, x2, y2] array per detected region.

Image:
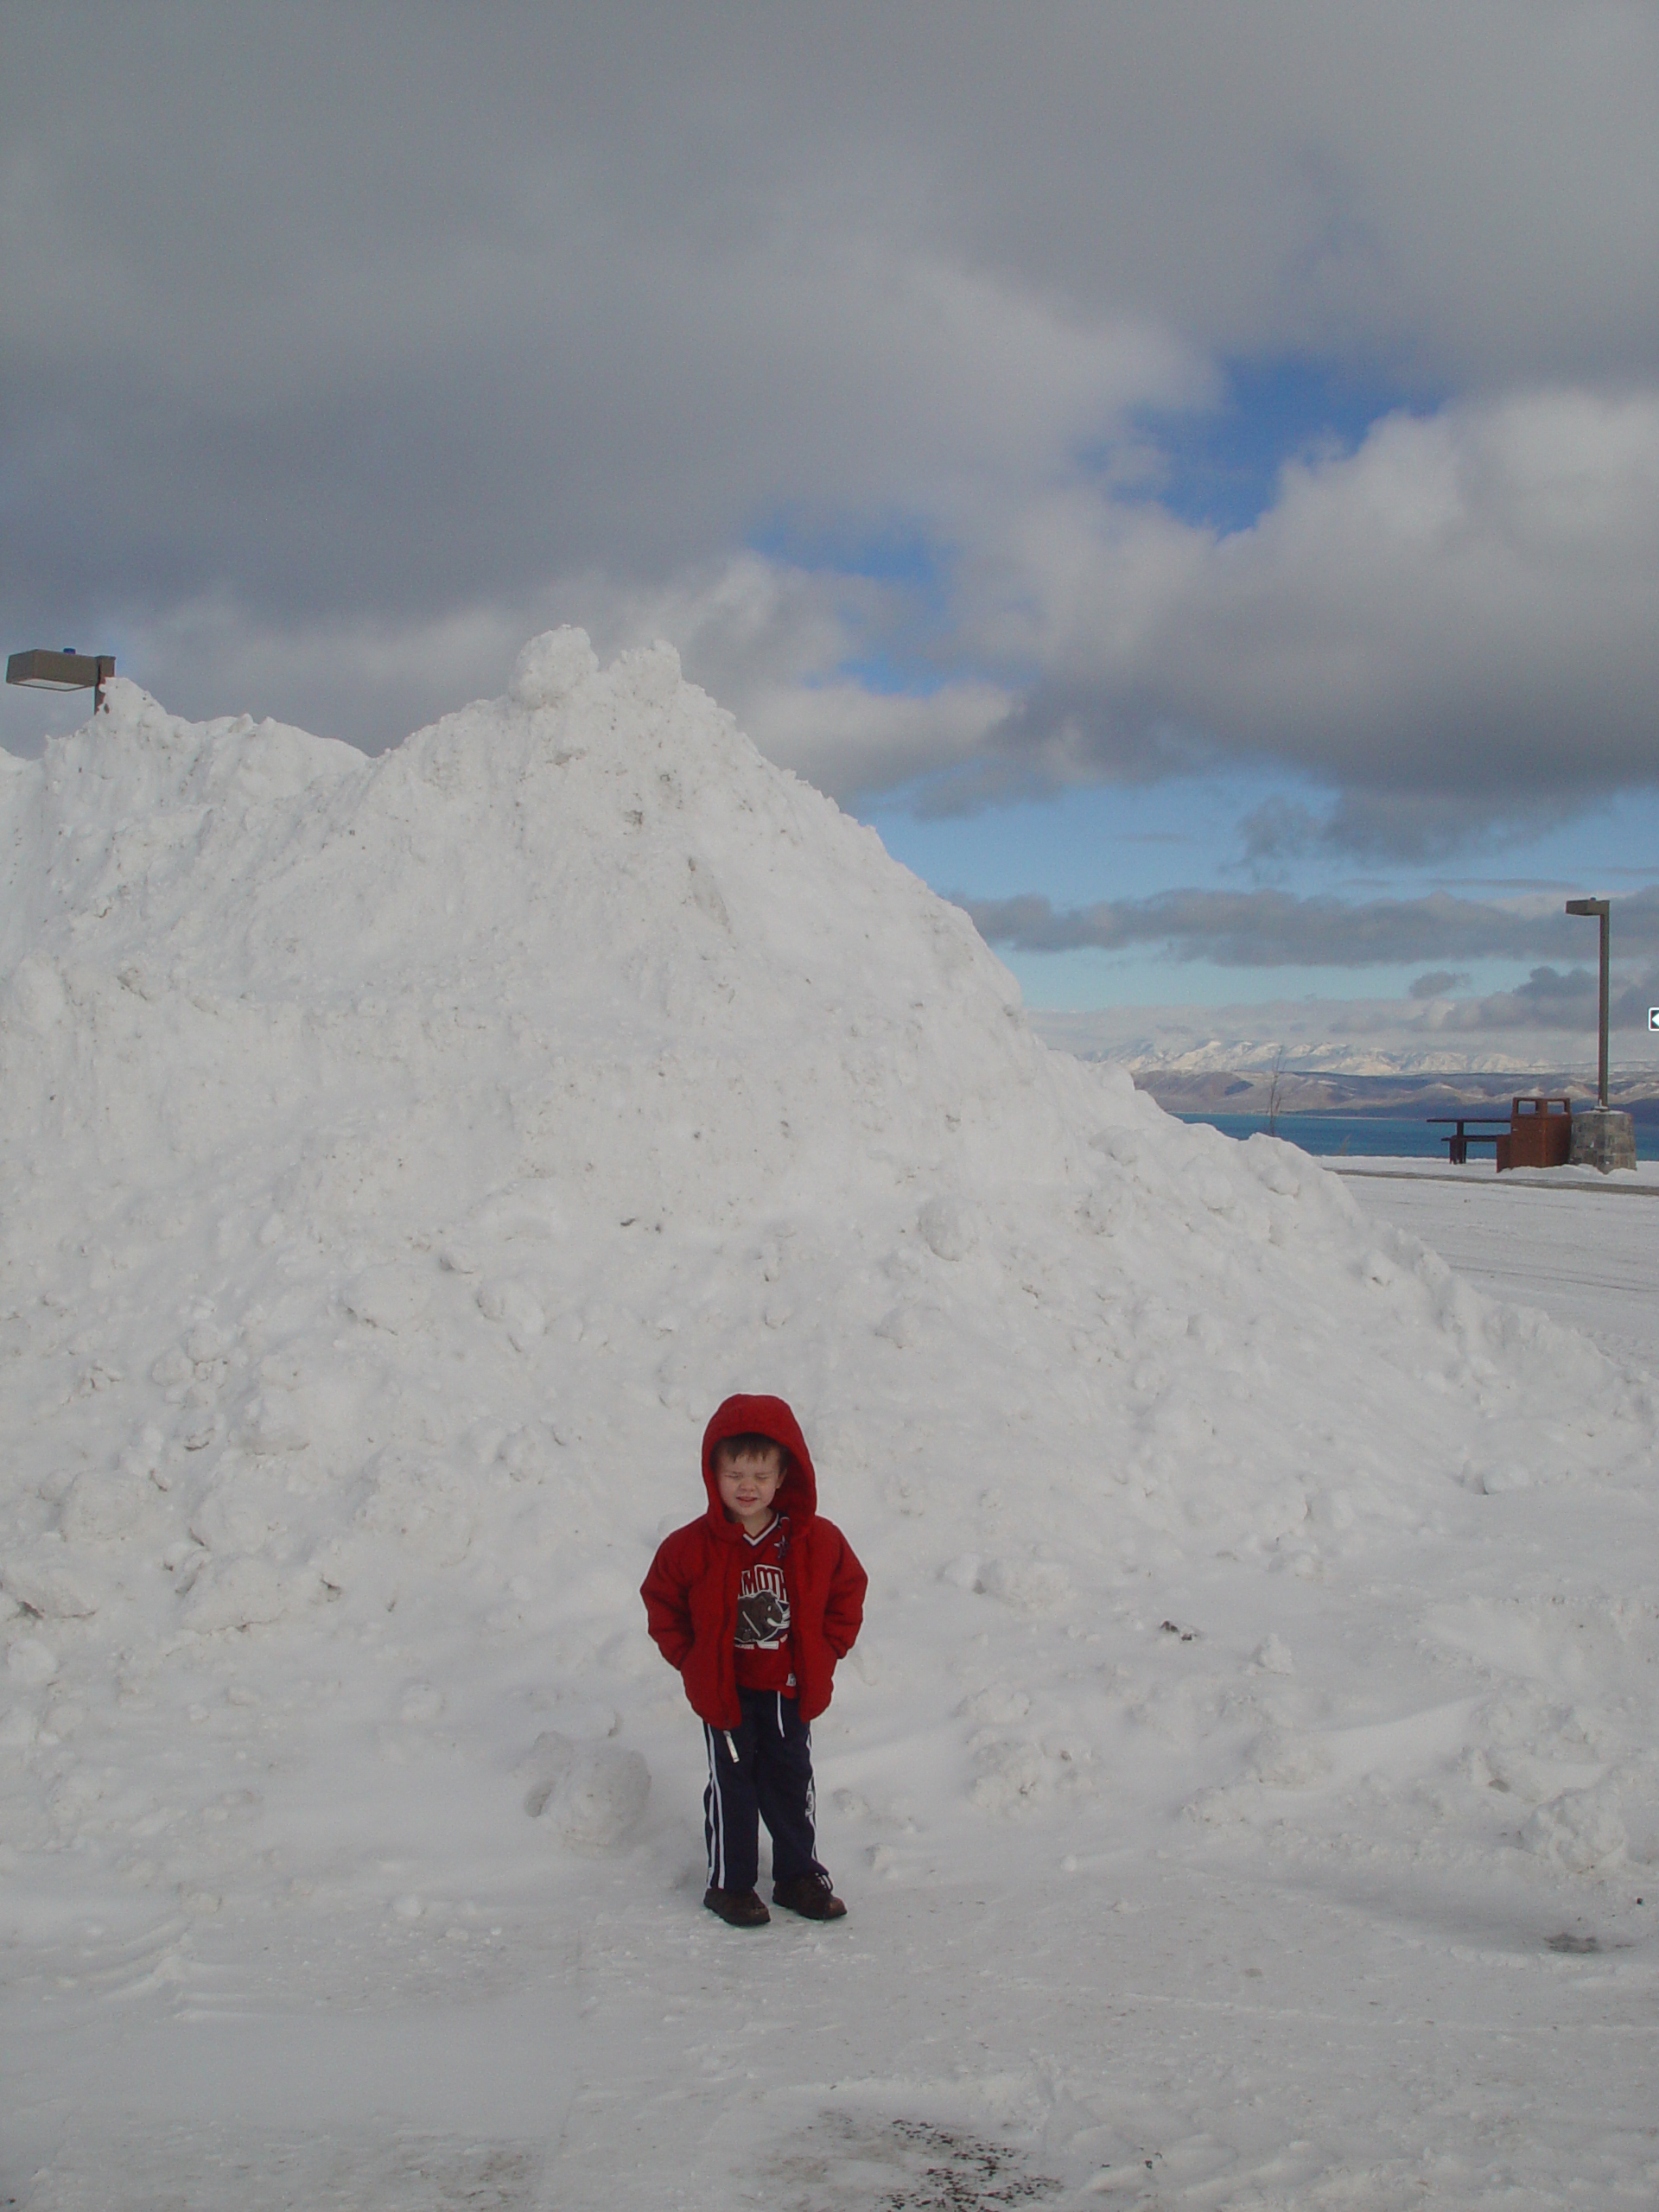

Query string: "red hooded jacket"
[[641, 1395, 867, 1729]]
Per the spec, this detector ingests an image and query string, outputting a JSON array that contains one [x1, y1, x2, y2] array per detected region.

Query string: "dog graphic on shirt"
[[736, 1562, 790, 1648]]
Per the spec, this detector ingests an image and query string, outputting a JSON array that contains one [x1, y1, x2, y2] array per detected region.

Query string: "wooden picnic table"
[[1427, 1114, 1510, 1165]]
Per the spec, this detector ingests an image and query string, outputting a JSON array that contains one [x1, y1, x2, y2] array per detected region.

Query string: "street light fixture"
[[6, 649, 116, 713], [1563, 896, 1611, 1110]]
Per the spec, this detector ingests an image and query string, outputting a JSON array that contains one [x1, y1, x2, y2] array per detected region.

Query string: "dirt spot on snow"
[[774, 2113, 1059, 2211]]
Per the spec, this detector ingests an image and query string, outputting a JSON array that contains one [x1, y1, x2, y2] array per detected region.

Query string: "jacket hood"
[[701, 1394, 817, 1531]]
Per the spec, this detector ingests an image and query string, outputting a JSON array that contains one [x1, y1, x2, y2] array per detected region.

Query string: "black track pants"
[[702, 1688, 823, 1894]]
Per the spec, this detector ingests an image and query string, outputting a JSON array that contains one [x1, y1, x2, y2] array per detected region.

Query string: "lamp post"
[[6, 648, 116, 714], [1563, 896, 1610, 1109], [1561, 895, 1635, 1169]]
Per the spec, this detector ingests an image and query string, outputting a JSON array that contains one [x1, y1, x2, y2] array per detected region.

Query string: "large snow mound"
[[3, 636, 1656, 1950]]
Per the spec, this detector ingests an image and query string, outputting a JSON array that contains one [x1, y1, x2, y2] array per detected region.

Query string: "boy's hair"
[[714, 1432, 790, 1471]]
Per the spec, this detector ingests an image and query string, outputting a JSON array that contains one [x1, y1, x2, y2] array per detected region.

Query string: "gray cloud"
[[1432, 965, 1659, 1035], [963, 884, 1659, 972], [1408, 970, 1470, 1000], [2, 11, 1196, 639], [4, 2, 1658, 823], [1238, 791, 1575, 872]]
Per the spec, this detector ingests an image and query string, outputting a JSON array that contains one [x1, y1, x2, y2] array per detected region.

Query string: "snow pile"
[[2, 634, 1656, 1967]]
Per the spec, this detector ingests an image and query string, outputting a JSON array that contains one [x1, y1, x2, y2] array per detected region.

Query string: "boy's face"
[[715, 1446, 785, 1535]]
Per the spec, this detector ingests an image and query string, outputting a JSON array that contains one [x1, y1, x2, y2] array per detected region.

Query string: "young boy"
[[641, 1394, 867, 1927]]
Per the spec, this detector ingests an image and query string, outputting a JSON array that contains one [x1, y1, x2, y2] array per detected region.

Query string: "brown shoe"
[[772, 1872, 847, 1921], [703, 1885, 770, 1927]]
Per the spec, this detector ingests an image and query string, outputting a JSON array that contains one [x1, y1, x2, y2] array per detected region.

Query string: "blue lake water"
[[1174, 1112, 1462, 1159]]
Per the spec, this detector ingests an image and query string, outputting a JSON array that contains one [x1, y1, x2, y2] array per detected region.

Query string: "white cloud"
[[733, 676, 1014, 804], [951, 388, 1659, 834], [22, 596, 536, 759], [0, 552, 1010, 800]]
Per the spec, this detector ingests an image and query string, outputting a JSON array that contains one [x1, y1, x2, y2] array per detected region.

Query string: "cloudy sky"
[[5, 3, 1658, 1068]]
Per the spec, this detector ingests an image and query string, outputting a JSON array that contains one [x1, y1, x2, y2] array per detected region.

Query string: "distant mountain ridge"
[[1027, 1012, 1659, 1117], [1035, 1013, 1654, 1092], [1124, 1068, 1659, 1122]]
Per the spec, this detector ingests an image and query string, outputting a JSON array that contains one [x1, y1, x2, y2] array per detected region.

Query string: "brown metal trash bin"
[[1497, 1095, 1572, 1173]]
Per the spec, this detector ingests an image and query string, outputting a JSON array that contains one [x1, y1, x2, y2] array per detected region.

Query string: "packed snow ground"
[[3, 639, 1656, 2209], [1338, 1159, 1659, 1374]]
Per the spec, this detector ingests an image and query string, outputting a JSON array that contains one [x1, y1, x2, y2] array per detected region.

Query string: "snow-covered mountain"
[[1031, 1011, 1640, 1083]]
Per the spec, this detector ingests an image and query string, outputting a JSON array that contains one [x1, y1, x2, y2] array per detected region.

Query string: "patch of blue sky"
[[748, 509, 950, 599], [747, 507, 982, 700], [864, 774, 1249, 903], [866, 766, 1659, 922], [1245, 785, 1659, 908], [864, 766, 1468, 908], [1428, 790, 1659, 899], [809, 651, 952, 699], [1115, 355, 1447, 537]]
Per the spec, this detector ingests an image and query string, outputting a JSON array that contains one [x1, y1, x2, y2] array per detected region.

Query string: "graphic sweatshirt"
[[733, 1514, 795, 1694]]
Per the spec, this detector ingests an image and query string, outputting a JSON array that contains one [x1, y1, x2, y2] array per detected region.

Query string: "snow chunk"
[[510, 626, 599, 709], [477, 1280, 545, 1351], [970, 1733, 1092, 1815], [1475, 1459, 1534, 1496], [1522, 1784, 1630, 1873], [1246, 1728, 1332, 1789], [918, 1195, 976, 1262], [237, 1394, 312, 1455], [1252, 1636, 1295, 1675], [613, 639, 681, 710], [976, 1559, 1072, 1614], [6, 1634, 60, 1687], [181, 1556, 294, 1633], [60, 1471, 150, 1542], [10, 956, 67, 1033], [2, 1539, 102, 1618], [520, 1730, 651, 1848], [551, 1746, 652, 1849], [190, 1479, 277, 1555], [962, 1683, 1030, 1725]]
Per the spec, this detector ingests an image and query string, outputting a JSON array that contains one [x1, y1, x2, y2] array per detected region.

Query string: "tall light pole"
[[1564, 896, 1610, 1109], [6, 648, 116, 714], [1561, 894, 1635, 1169]]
